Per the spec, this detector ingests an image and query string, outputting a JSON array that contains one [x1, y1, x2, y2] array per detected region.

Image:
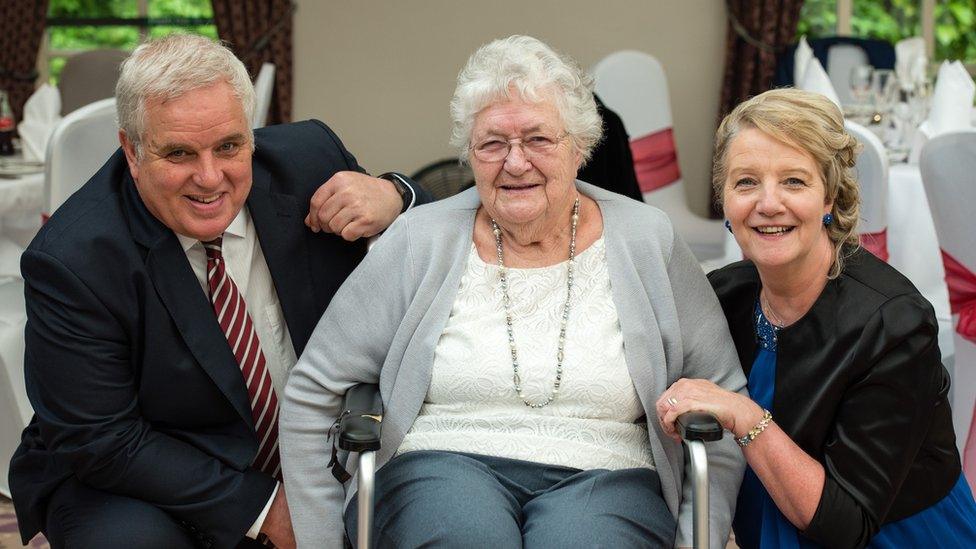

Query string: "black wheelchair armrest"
[[677, 412, 722, 442], [338, 383, 384, 453]]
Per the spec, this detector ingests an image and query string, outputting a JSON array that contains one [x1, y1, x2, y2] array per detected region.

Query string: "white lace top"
[[396, 237, 655, 471]]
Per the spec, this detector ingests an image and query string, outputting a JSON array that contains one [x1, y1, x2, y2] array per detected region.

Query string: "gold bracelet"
[[735, 409, 772, 447]]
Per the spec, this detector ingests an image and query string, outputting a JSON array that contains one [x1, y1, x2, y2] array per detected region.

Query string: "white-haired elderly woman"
[[280, 35, 746, 548]]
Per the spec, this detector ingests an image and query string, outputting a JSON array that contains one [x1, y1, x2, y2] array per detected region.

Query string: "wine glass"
[[871, 69, 899, 114], [849, 64, 874, 105]]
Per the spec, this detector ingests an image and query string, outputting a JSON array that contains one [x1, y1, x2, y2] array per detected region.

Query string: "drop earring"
[[822, 213, 833, 226], [724, 220, 733, 234]]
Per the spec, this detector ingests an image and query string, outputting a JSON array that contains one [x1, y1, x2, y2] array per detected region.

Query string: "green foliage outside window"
[[797, 0, 975, 63], [47, 0, 216, 83]]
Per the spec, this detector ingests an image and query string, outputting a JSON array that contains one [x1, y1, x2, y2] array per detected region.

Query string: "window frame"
[[37, 0, 215, 84]]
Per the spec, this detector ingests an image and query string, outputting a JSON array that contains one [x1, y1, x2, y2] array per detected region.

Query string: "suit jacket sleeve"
[[802, 293, 943, 548], [665, 232, 748, 549], [22, 248, 276, 548]]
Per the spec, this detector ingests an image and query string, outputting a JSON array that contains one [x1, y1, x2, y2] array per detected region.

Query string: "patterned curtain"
[[211, 0, 295, 125], [0, 1, 49, 122], [711, 0, 805, 214]]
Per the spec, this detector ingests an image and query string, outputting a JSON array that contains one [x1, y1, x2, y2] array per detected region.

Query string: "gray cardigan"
[[280, 182, 747, 548]]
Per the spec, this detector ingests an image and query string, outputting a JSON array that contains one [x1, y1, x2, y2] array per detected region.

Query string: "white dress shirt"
[[176, 206, 297, 539]]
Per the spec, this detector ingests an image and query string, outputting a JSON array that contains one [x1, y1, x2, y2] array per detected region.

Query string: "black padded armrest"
[[677, 412, 722, 442], [338, 383, 383, 453]]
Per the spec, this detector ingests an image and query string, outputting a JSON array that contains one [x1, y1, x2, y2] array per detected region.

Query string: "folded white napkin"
[[895, 37, 927, 91], [908, 61, 975, 163], [794, 35, 814, 87], [927, 60, 975, 135], [17, 84, 62, 162], [800, 57, 842, 108]]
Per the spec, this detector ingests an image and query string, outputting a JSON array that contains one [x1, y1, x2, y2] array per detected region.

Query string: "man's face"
[[120, 81, 253, 241]]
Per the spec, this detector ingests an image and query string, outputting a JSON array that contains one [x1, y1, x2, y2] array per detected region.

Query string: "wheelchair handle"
[[677, 412, 723, 442]]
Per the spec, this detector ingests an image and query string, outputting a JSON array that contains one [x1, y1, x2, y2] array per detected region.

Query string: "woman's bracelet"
[[735, 408, 773, 447]]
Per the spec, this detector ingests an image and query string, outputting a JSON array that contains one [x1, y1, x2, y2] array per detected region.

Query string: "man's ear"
[[119, 130, 140, 182]]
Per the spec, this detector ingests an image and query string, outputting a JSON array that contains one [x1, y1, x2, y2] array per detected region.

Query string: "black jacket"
[[9, 120, 427, 547], [709, 248, 960, 548]]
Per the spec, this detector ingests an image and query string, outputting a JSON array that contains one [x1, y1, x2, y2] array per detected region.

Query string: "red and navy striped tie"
[[204, 237, 281, 479]]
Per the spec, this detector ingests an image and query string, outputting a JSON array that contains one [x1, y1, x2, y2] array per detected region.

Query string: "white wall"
[[293, 0, 727, 215]]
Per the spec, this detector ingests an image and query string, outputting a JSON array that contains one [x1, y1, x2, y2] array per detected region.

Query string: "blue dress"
[[732, 302, 976, 548]]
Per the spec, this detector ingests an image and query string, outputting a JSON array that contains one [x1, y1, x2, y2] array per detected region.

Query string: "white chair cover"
[[919, 129, 976, 454], [592, 50, 726, 262], [826, 44, 869, 105], [44, 97, 119, 216], [252, 63, 276, 129], [0, 278, 31, 497], [846, 121, 889, 235]]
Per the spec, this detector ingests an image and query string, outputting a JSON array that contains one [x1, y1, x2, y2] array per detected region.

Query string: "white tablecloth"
[[0, 170, 42, 497], [886, 164, 955, 363]]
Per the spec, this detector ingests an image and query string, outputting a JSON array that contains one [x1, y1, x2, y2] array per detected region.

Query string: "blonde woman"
[[658, 89, 976, 548]]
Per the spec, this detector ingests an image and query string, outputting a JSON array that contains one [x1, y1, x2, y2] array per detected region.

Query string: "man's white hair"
[[116, 33, 255, 157]]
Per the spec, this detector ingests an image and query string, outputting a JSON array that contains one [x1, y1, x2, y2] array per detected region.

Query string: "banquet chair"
[[334, 384, 722, 549], [592, 50, 729, 263], [775, 37, 896, 91], [58, 48, 128, 116], [0, 276, 32, 497], [845, 121, 890, 261], [252, 62, 276, 129], [44, 97, 119, 217], [919, 129, 976, 455]]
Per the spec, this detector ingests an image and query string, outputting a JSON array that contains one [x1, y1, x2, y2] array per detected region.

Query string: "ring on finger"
[[667, 396, 678, 407]]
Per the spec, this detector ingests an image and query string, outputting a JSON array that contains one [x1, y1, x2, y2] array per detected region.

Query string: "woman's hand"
[[655, 378, 765, 442]]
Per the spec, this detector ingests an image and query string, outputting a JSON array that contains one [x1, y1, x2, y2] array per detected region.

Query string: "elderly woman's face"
[[723, 128, 833, 274], [469, 97, 582, 228]]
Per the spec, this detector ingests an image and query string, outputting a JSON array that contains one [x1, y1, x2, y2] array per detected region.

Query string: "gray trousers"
[[345, 450, 675, 548]]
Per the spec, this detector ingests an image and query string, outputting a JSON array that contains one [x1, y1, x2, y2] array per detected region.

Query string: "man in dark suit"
[[9, 34, 427, 549]]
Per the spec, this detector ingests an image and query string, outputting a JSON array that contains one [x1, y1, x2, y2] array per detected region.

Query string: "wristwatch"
[[377, 172, 414, 213]]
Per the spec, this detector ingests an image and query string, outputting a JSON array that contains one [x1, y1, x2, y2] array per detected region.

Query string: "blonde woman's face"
[[722, 128, 833, 276]]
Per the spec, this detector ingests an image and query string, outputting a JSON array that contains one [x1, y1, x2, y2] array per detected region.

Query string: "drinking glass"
[[849, 64, 874, 105]]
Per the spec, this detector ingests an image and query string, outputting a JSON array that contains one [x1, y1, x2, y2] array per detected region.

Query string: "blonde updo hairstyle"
[[712, 89, 862, 279]]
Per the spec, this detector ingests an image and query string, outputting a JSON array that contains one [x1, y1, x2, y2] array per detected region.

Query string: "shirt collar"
[[175, 206, 250, 253]]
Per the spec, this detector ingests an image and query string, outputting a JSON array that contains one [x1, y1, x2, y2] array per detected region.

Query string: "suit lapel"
[[123, 177, 254, 428], [246, 166, 318, 357]]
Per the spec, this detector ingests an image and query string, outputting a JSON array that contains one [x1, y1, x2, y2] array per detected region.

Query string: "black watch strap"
[[377, 172, 414, 213]]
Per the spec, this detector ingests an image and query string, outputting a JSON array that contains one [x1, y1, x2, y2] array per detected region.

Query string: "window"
[[797, 0, 976, 64], [44, 0, 216, 84]]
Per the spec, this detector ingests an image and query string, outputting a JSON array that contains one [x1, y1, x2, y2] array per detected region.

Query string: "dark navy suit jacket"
[[9, 120, 423, 547]]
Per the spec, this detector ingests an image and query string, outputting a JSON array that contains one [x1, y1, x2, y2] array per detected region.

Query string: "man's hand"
[[305, 171, 403, 241], [260, 486, 296, 549]]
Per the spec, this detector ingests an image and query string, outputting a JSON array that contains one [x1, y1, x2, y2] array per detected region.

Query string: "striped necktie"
[[203, 237, 281, 479]]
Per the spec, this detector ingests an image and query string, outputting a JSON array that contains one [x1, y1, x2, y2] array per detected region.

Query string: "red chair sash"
[[630, 128, 681, 193], [859, 230, 889, 262], [942, 249, 976, 344]]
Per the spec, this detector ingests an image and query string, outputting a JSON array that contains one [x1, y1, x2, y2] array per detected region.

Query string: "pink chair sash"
[[859, 230, 889, 262], [942, 250, 976, 344], [630, 128, 681, 193]]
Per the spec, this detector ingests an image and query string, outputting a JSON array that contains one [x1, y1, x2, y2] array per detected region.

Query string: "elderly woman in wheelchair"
[[280, 35, 746, 549]]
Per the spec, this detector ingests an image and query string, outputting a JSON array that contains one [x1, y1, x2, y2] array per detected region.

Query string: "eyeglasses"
[[469, 133, 569, 163]]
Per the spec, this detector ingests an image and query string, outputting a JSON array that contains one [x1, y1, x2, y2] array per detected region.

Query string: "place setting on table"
[[849, 41, 975, 368], [0, 84, 59, 282]]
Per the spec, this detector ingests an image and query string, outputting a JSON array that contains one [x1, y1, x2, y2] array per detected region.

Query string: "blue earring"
[[724, 220, 732, 234], [822, 213, 833, 226]]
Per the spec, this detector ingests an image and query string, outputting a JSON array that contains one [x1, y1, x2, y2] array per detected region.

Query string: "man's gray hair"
[[450, 35, 603, 164], [116, 34, 255, 156]]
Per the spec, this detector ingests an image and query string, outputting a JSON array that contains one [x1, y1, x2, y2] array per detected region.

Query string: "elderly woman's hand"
[[656, 378, 765, 443]]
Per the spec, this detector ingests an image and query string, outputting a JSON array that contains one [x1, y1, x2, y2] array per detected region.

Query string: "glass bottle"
[[0, 90, 15, 156]]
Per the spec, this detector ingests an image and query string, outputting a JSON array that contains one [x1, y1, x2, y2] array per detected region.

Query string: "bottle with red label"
[[0, 90, 15, 156]]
